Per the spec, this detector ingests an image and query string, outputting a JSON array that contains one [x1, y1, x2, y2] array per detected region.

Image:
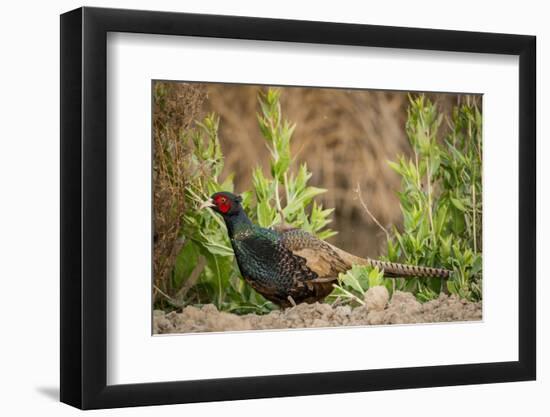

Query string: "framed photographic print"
[[60, 6, 536, 410]]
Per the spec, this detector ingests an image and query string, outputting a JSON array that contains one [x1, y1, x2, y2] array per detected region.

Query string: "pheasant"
[[201, 191, 451, 308]]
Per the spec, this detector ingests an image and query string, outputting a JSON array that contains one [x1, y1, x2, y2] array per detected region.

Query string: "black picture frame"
[[60, 6, 536, 410]]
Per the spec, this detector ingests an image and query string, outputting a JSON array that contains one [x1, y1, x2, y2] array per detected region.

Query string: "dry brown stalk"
[[153, 82, 206, 303]]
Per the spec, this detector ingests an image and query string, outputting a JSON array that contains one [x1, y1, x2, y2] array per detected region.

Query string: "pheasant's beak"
[[199, 198, 215, 210]]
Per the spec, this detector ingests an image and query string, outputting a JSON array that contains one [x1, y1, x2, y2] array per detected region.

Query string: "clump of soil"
[[153, 288, 482, 334]]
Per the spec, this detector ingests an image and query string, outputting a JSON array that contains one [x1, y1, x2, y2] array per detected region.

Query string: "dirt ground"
[[153, 287, 482, 334]]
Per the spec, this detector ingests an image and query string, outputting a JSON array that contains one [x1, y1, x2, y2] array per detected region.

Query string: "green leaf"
[[368, 267, 385, 287], [450, 197, 467, 212], [257, 200, 275, 228], [219, 173, 235, 192], [201, 241, 234, 257], [338, 269, 366, 295], [173, 240, 200, 287], [317, 229, 338, 240], [387, 160, 403, 175]]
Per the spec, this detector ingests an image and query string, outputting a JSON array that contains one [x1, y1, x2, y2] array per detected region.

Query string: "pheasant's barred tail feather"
[[322, 241, 451, 279], [367, 259, 451, 279]]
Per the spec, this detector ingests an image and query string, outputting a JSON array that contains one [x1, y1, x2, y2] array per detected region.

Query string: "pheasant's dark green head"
[[202, 191, 243, 217]]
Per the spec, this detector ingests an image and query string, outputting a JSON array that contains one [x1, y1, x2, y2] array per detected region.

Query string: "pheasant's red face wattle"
[[214, 194, 231, 214]]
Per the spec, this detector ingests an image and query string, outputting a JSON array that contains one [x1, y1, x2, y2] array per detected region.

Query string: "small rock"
[[390, 290, 418, 305], [366, 310, 386, 325], [201, 304, 218, 313], [364, 286, 389, 311], [312, 318, 329, 327], [154, 317, 174, 333]]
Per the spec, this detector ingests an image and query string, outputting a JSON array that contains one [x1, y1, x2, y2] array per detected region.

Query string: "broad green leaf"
[[173, 240, 200, 287], [450, 197, 467, 212], [257, 200, 275, 228], [339, 269, 366, 295], [201, 241, 234, 257]]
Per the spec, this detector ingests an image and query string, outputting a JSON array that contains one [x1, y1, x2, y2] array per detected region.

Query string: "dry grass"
[[153, 82, 206, 300]]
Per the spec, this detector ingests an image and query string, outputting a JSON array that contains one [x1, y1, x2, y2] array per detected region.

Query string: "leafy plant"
[[331, 265, 385, 306], [332, 95, 482, 303], [252, 89, 336, 239]]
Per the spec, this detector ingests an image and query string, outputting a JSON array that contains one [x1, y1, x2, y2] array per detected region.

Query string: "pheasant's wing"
[[234, 229, 319, 296], [278, 228, 367, 279]]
